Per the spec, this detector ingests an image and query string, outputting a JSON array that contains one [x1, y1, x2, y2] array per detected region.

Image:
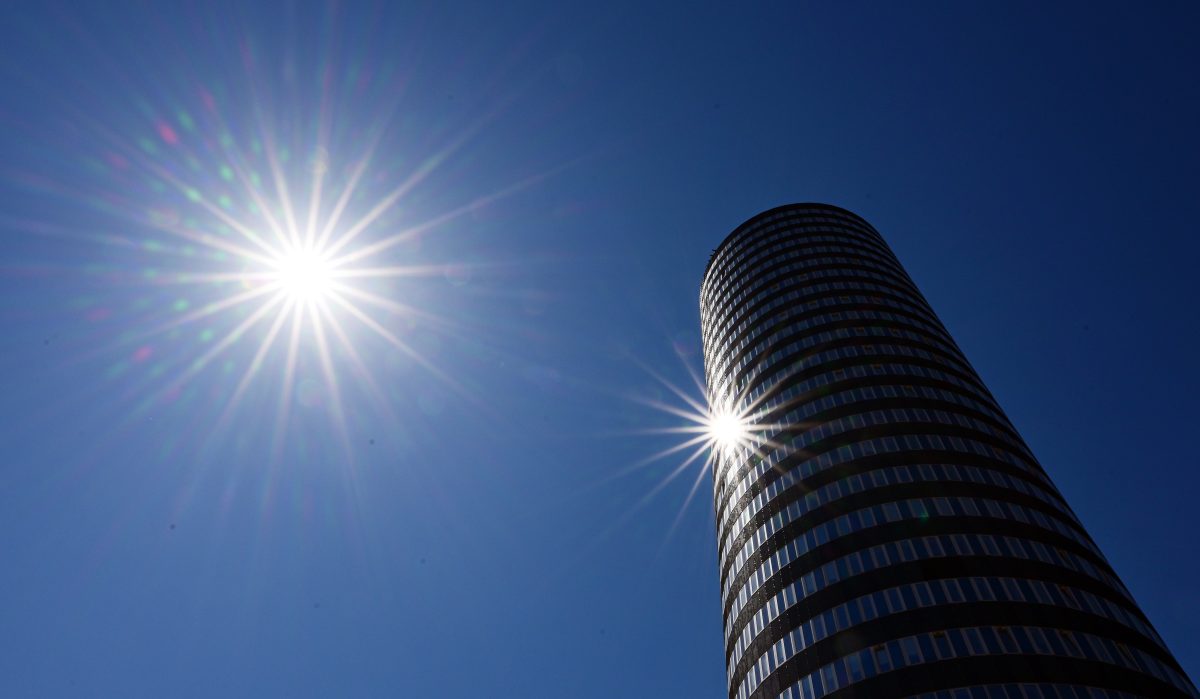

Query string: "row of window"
[[703, 254, 928, 369], [718, 459, 1079, 592], [703, 247, 908, 342], [712, 432, 1053, 544], [701, 245, 925, 345], [703, 209, 883, 279], [714, 381, 1028, 516], [709, 322, 970, 408], [701, 264, 933, 377], [716, 380, 1047, 550], [714, 407, 1041, 523], [770, 624, 1196, 699], [731, 364, 1014, 457], [905, 683, 1158, 699], [702, 243, 915, 344], [701, 232, 905, 319], [720, 308, 960, 397], [723, 494, 1101, 633], [725, 340, 994, 427], [705, 275, 942, 374], [713, 402, 1031, 506], [719, 367, 1017, 483], [703, 215, 887, 300], [705, 282, 931, 377], [735, 574, 1167, 697], [705, 312, 969, 410], [710, 384, 1032, 530], [726, 531, 1140, 667], [717, 448, 1063, 572], [705, 285, 944, 386], [703, 213, 888, 301]]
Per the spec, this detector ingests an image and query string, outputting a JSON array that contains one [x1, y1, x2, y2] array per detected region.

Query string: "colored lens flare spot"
[[157, 122, 179, 145]]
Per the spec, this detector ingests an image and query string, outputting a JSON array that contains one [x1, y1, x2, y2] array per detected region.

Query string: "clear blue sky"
[[1, 2, 1197, 697]]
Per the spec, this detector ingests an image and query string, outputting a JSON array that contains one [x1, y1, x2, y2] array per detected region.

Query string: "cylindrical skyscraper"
[[700, 203, 1196, 699]]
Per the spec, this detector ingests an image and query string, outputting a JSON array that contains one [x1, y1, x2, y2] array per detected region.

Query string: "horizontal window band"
[[903, 683, 1149, 699], [725, 529, 1140, 656], [718, 463, 1078, 586], [715, 320, 971, 400], [704, 243, 915, 325], [703, 269, 933, 342], [706, 287, 945, 367], [717, 334, 994, 407], [706, 259, 930, 353], [703, 252, 924, 338], [715, 421, 1052, 524], [707, 284, 945, 361], [704, 205, 886, 284], [703, 258, 926, 334], [714, 299, 955, 379], [721, 514, 1118, 626], [706, 292, 945, 372], [740, 373, 1015, 451], [743, 390, 1027, 463], [728, 556, 1166, 675], [713, 430, 1058, 542], [738, 350, 997, 407], [705, 239, 902, 305], [720, 480, 1094, 598], [761, 635, 1195, 699], [712, 428, 1056, 537], [705, 218, 888, 288], [715, 452, 1072, 570], [705, 215, 889, 283], [714, 415, 1047, 506], [735, 595, 1177, 697], [710, 389, 1032, 530], [720, 489, 1100, 613], [703, 235, 906, 307], [707, 320, 970, 400]]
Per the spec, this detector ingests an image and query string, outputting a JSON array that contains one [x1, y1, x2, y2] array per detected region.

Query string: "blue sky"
[[1, 2, 1197, 697]]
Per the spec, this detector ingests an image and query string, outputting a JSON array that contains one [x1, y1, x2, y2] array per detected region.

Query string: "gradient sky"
[[1, 2, 1198, 697]]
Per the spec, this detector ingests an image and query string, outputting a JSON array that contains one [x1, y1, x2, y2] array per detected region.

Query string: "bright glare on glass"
[[272, 248, 334, 302], [620, 358, 786, 545], [706, 410, 749, 450]]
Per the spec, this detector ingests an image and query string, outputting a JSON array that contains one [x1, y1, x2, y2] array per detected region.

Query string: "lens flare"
[[0, 23, 559, 463]]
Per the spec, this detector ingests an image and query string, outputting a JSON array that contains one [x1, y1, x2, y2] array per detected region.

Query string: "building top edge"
[[701, 202, 870, 286]]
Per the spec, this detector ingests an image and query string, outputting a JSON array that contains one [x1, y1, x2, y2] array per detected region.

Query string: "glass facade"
[[699, 204, 1197, 699]]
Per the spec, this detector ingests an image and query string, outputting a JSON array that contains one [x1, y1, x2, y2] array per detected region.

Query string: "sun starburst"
[[272, 247, 334, 302], [0, 7, 584, 471], [2, 43, 552, 464]]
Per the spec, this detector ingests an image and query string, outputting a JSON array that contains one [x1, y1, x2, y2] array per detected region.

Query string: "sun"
[[271, 247, 335, 302], [31, 24, 571, 467]]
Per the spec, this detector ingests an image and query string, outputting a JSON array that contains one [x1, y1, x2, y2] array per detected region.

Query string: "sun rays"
[[103, 104, 498, 460], [0, 28, 561, 465]]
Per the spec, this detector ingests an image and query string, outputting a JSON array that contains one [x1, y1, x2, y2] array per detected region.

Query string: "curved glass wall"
[[700, 204, 1197, 699]]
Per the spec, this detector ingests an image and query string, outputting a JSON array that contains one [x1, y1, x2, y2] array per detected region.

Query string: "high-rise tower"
[[699, 203, 1196, 699]]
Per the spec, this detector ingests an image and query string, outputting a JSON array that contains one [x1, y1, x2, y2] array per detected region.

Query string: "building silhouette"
[[699, 203, 1197, 699]]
